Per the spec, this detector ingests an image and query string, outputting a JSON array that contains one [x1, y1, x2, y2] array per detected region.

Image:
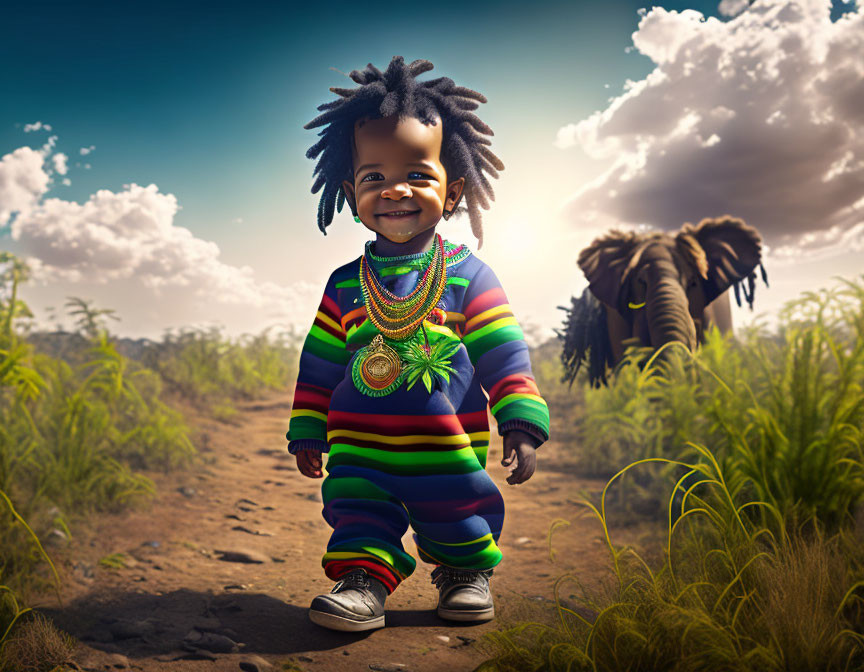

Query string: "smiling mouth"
[[377, 210, 420, 219]]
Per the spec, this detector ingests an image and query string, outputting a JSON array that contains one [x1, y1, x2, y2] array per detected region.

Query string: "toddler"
[[286, 56, 550, 632]]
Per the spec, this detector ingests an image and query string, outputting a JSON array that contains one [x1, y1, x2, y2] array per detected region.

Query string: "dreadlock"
[[732, 261, 769, 310], [555, 289, 615, 388], [304, 56, 504, 248]]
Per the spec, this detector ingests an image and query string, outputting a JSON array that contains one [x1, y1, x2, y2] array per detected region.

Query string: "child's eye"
[[360, 172, 383, 183], [408, 172, 433, 180]]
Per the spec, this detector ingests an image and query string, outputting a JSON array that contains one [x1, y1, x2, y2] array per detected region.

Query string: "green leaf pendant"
[[351, 325, 461, 397], [392, 328, 459, 394]]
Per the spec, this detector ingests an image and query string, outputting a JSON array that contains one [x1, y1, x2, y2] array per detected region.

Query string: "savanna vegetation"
[[4, 243, 864, 671], [0, 251, 301, 669], [477, 277, 864, 671]]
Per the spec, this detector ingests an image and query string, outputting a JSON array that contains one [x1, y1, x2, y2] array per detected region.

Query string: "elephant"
[[558, 216, 768, 387]]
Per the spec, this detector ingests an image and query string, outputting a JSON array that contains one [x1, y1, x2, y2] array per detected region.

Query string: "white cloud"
[[718, 0, 751, 17], [52, 152, 68, 176], [79, 145, 95, 156], [3, 133, 318, 337], [10, 183, 318, 327], [632, 9, 718, 66], [558, 0, 864, 258], [23, 121, 52, 133], [0, 146, 51, 226], [39, 135, 58, 156]]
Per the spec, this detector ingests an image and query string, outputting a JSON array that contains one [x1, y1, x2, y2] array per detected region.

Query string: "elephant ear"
[[684, 216, 763, 306], [577, 230, 641, 311]]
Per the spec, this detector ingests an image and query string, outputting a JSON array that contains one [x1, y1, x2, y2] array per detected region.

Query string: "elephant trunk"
[[645, 270, 698, 352]]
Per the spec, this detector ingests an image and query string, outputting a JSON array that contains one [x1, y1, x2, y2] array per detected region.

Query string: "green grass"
[[0, 489, 60, 660], [140, 325, 301, 420], [478, 276, 864, 672], [543, 278, 864, 531], [97, 553, 129, 570], [477, 446, 864, 672], [0, 256, 197, 636], [1, 252, 304, 656]]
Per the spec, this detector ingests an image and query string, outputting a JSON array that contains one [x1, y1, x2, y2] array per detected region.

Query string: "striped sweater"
[[286, 239, 550, 455]]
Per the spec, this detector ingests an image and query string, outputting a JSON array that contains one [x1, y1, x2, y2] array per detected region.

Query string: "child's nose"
[[381, 182, 412, 199]]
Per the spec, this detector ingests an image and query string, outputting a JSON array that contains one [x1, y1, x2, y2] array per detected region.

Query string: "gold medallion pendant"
[[353, 234, 452, 397], [352, 334, 404, 397]]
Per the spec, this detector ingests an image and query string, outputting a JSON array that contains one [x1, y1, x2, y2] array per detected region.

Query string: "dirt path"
[[33, 391, 660, 672]]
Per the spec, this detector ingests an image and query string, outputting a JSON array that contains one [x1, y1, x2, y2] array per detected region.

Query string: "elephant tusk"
[[628, 301, 646, 309]]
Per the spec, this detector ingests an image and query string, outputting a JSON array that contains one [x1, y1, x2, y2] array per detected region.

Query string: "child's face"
[[342, 115, 465, 244]]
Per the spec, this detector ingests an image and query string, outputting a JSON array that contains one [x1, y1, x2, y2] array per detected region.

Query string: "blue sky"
[[4, 0, 710, 234], [2, 0, 862, 339]]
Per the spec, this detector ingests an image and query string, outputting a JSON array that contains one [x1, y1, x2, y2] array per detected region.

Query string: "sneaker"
[[308, 568, 387, 631], [431, 565, 495, 622]]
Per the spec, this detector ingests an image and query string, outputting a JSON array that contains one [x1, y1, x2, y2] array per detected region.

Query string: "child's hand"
[[501, 430, 538, 485], [296, 449, 323, 478]]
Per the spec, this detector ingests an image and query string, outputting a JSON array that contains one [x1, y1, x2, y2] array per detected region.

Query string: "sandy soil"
[[32, 391, 662, 672]]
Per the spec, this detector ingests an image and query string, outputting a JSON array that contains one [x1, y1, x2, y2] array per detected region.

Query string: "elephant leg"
[[703, 289, 733, 335]]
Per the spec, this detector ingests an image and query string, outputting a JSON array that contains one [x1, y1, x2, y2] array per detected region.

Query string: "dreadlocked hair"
[[555, 289, 615, 388], [304, 56, 504, 248]]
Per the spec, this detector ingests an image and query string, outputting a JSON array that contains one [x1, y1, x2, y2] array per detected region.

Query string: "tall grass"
[[554, 278, 864, 532], [140, 325, 301, 421], [478, 276, 864, 671], [1, 252, 302, 663], [0, 256, 195, 594], [477, 446, 864, 672], [1, 334, 195, 520], [0, 490, 61, 664], [734, 280, 864, 531], [2, 253, 300, 588]]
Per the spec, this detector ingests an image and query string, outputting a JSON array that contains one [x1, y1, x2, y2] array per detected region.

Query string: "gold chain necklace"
[[359, 233, 447, 341], [353, 234, 448, 395]]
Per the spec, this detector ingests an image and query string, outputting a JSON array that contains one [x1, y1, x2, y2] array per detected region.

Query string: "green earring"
[[354, 215, 361, 223]]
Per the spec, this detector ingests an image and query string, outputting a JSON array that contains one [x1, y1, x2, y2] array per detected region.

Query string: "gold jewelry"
[[359, 233, 447, 341], [352, 334, 403, 396], [352, 235, 469, 397]]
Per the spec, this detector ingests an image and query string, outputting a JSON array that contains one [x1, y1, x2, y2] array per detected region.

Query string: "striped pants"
[[320, 414, 505, 593]]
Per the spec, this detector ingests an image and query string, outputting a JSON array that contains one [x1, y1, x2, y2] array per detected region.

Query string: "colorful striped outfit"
[[286, 239, 550, 593]]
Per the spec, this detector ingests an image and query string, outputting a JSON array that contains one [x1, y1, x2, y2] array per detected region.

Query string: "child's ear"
[[342, 179, 357, 215], [445, 177, 465, 213]]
